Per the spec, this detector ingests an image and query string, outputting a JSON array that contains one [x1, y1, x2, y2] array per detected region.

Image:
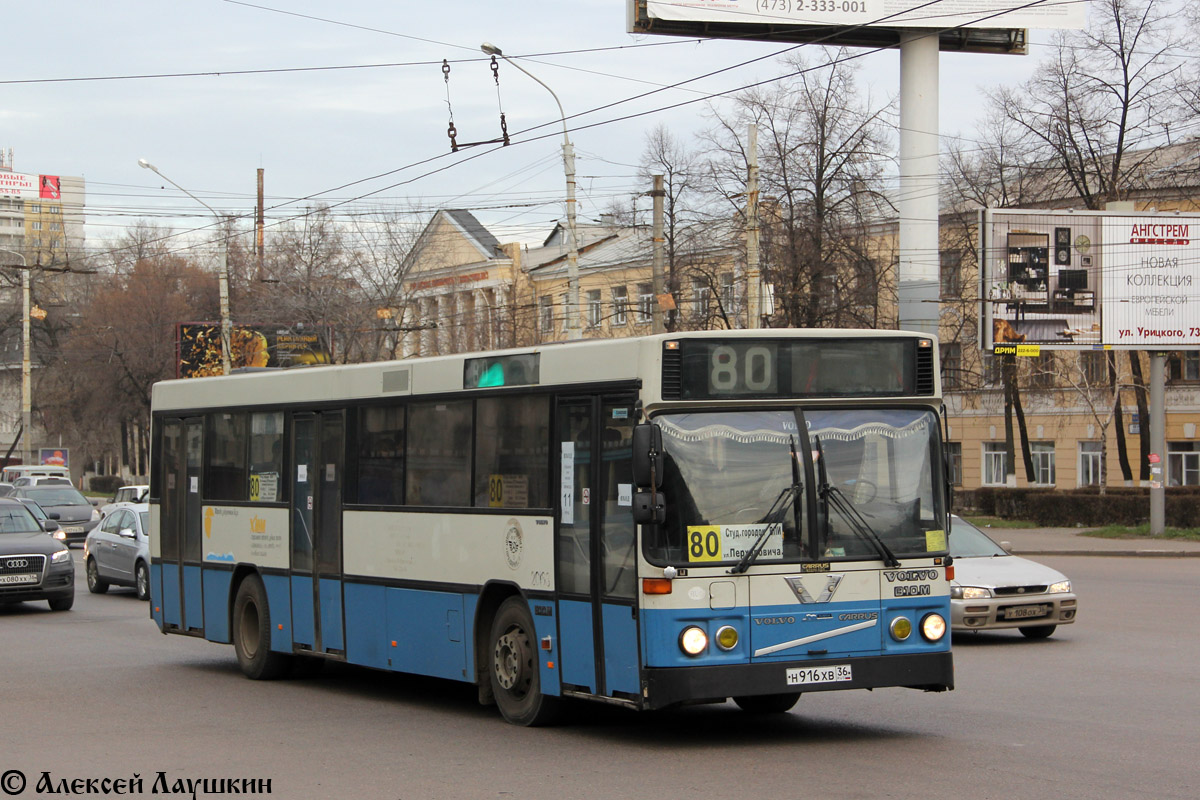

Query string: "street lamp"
[[138, 158, 233, 374], [480, 42, 581, 340], [0, 248, 32, 466]]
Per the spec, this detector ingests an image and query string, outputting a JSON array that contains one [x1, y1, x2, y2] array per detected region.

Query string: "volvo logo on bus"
[[884, 569, 939, 582], [755, 616, 796, 625], [785, 574, 843, 604]]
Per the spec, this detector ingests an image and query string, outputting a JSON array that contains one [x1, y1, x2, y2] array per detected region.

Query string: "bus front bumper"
[[641, 652, 953, 710]]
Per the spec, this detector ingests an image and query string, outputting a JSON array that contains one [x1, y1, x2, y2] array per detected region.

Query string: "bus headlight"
[[679, 626, 708, 656], [889, 616, 913, 641], [714, 625, 739, 651], [921, 613, 947, 642]]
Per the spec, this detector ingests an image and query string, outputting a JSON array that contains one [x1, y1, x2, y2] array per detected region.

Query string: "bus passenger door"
[[556, 396, 640, 701], [158, 419, 185, 629], [289, 412, 345, 656]]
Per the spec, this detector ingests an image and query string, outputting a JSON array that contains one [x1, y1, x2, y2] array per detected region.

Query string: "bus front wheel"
[[233, 574, 291, 680], [733, 692, 801, 713], [489, 597, 559, 726]]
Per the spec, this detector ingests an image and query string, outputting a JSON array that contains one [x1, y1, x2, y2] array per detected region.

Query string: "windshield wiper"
[[729, 437, 803, 575], [814, 435, 901, 569]]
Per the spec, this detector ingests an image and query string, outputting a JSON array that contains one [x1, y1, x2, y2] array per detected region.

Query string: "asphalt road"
[[3, 553, 1196, 800]]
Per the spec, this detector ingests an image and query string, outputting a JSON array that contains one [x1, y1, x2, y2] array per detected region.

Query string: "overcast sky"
[[4, 0, 1061, 255]]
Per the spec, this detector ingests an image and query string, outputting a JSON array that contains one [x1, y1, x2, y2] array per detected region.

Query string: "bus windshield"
[[645, 407, 945, 567]]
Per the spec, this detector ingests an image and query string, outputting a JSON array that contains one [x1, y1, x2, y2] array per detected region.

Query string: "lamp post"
[[0, 248, 31, 465], [480, 42, 581, 340], [138, 158, 232, 374]]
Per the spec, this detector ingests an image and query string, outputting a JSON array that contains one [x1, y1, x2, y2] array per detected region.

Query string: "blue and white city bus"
[[149, 329, 954, 725]]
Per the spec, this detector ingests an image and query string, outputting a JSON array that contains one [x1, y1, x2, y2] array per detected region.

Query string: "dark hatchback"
[[12, 485, 100, 546], [0, 498, 74, 611]]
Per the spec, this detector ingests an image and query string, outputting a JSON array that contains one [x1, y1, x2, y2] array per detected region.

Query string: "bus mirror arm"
[[632, 423, 663, 489]]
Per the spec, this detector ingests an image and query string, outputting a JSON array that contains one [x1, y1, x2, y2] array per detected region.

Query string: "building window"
[[29, 204, 41, 214], [587, 289, 603, 328], [1078, 441, 1102, 487], [560, 293, 570, 333], [946, 442, 962, 486], [691, 278, 710, 318], [1079, 351, 1108, 385], [940, 249, 962, 297], [538, 296, 553, 335], [1028, 353, 1056, 391], [612, 286, 628, 327], [1167, 442, 1200, 486], [982, 354, 1003, 386], [942, 342, 962, 390], [1031, 442, 1056, 486], [719, 272, 737, 318], [31, 221, 42, 231], [982, 442, 1008, 486], [1168, 352, 1200, 382], [637, 283, 653, 324]]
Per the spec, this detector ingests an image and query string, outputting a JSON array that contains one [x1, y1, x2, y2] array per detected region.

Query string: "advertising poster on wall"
[[176, 324, 332, 378]]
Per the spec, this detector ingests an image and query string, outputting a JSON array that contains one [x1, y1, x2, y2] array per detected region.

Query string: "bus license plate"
[[1004, 605, 1048, 620], [786, 664, 852, 686], [0, 573, 38, 585]]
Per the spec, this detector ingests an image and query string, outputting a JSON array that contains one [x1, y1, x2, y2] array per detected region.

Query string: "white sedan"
[[949, 515, 1078, 639]]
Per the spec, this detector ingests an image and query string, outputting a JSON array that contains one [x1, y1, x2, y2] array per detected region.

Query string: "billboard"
[[177, 323, 332, 378], [39, 448, 69, 467], [641, 0, 1085, 30], [0, 171, 62, 199], [979, 209, 1200, 351]]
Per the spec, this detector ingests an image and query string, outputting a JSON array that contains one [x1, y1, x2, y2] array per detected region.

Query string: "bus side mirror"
[[633, 491, 665, 525], [632, 423, 663, 489]]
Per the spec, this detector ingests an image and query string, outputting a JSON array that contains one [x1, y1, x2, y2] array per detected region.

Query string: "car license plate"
[[0, 573, 38, 585], [1004, 605, 1048, 620], [63, 526, 84, 534], [786, 664, 852, 686]]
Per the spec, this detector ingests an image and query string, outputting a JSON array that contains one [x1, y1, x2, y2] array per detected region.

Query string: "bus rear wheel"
[[233, 574, 291, 680], [733, 693, 801, 714], [489, 597, 559, 726]]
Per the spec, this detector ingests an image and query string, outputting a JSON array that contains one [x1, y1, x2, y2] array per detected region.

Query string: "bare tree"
[[700, 49, 894, 329]]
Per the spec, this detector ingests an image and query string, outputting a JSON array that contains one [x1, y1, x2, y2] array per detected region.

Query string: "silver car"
[[949, 515, 1078, 639], [83, 502, 150, 601]]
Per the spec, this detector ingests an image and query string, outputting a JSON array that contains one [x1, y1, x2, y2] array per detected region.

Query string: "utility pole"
[[651, 174, 665, 334], [745, 123, 761, 329], [256, 168, 265, 278]]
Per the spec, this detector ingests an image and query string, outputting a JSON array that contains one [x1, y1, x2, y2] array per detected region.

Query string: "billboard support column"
[[897, 30, 940, 337], [1150, 353, 1166, 534]]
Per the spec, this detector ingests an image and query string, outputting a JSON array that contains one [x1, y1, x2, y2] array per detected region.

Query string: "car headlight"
[[951, 585, 991, 600], [53, 530, 67, 541], [921, 613, 947, 642], [51, 548, 71, 564], [679, 626, 708, 656], [91, 508, 101, 521], [1048, 580, 1071, 594]]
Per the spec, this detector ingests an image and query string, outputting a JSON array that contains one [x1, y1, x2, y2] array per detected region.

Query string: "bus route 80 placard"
[[686, 524, 783, 563]]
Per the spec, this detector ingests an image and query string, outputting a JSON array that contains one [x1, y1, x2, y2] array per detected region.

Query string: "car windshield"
[[24, 487, 88, 506], [645, 407, 946, 566], [949, 517, 1009, 558], [0, 504, 44, 533]]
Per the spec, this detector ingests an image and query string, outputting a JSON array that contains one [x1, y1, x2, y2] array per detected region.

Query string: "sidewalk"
[[977, 525, 1200, 558]]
